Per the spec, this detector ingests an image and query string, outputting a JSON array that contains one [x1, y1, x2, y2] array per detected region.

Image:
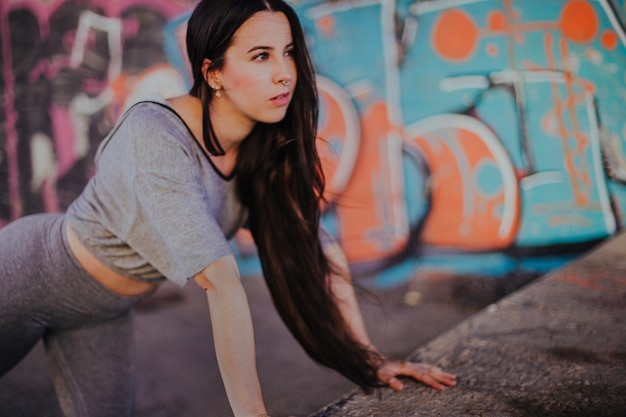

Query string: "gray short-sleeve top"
[[66, 96, 247, 287]]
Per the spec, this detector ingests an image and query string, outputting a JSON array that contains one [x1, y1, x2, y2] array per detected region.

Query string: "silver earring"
[[281, 80, 290, 86], [213, 86, 221, 98]]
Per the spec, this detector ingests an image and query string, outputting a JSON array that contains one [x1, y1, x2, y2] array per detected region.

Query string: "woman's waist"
[[65, 222, 159, 297]]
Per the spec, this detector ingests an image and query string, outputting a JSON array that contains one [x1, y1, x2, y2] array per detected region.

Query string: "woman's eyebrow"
[[247, 45, 272, 53], [246, 42, 294, 54]]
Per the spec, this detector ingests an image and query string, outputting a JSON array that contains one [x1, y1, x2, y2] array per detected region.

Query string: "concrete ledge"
[[311, 234, 626, 417]]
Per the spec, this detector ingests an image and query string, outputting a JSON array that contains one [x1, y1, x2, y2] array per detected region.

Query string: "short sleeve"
[[119, 111, 233, 286]]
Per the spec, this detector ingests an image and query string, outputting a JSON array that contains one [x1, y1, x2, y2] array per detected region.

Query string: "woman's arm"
[[323, 244, 375, 350], [193, 255, 267, 417], [324, 243, 457, 391]]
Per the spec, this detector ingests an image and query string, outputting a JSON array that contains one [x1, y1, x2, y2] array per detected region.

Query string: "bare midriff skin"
[[66, 222, 158, 297]]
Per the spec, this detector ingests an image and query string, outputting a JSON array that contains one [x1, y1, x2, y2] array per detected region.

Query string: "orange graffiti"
[[487, 10, 506, 32], [316, 15, 335, 39], [432, 9, 478, 61], [559, 0, 598, 43], [601, 30, 618, 50], [408, 123, 518, 250], [317, 87, 349, 200], [482, 0, 560, 49], [334, 102, 407, 263], [543, 32, 592, 206]]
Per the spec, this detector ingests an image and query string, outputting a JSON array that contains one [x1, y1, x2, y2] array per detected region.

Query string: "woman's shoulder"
[[124, 98, 183, 131], [122, 99, 194, 147], [96, 97, 197, 166]]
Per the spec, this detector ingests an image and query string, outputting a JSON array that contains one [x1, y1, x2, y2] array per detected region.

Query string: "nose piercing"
[[281, 80, 290, 86]]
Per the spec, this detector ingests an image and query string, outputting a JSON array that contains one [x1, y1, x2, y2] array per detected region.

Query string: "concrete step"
[[311, 233, 626, 417]]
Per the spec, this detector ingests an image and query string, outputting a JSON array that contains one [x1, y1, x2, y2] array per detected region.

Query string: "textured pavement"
[[3, 235, 623, 416], [311, 233, 626, 417], [0, 263, 489, 417]]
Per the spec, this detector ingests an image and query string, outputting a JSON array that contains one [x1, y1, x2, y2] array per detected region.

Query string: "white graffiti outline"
[[585, 92, 617, 233], [405, 113, 518, 240], [411, 0, 492, 16], [70, 10, 123, 81], [317, 75, 361, 194], [520, 171, 564, 191], [305, 0, 385, 19]]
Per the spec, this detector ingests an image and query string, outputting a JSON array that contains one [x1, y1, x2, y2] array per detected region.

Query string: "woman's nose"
[[275, 57, 295, 85]]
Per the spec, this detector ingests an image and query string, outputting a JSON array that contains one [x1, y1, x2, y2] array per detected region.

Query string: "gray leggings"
[[0, 214, 150, 417]]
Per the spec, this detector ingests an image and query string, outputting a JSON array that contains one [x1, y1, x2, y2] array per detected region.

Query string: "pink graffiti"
[[1, 1, 22, 223]]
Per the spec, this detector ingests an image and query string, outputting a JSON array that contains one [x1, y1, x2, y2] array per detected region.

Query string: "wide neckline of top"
[[139, 98, 236, 182]]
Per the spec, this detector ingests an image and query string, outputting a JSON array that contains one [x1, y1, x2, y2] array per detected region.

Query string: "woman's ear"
[[202, 58, 221, 90]]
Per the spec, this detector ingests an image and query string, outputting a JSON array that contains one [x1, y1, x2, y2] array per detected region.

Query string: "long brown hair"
[[187, 0, 382, 389]]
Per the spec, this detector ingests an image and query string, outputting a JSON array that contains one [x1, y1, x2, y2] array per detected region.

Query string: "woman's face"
[[210, 11, 297, 130]]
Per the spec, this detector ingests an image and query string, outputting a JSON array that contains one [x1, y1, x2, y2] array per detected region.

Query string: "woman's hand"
[[377, 360, 457, 391]]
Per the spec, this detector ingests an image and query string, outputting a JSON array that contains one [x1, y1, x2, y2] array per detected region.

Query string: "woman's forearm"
[[324, 244, 377, 352], [194, 256, 267, 417], [324, 245, 458, 392]]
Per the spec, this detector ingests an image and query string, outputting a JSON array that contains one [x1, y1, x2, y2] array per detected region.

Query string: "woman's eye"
[[253, 52, 269, 61], [285, 49, 295, 57]]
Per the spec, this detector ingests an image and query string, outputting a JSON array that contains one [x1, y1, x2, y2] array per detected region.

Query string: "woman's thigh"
[[44, 311, 137, 417], [0, 214, 142, 373], [0, 214, 59, 374]]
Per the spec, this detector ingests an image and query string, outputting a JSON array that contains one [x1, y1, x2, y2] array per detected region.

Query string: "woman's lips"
[[271, 92, 290, 106]]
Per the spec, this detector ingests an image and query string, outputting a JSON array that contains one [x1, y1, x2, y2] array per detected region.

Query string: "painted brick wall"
[[2, 0, 625, 285]]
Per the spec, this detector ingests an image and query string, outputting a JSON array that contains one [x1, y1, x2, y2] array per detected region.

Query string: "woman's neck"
[[208, 107, 254, 155], [168, 94, 250, 177]]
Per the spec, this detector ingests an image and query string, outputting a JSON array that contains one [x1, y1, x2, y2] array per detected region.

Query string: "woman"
[[0, 1, 456, 416]]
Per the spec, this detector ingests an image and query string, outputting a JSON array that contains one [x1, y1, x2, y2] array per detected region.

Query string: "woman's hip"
[[0, 213, 146, 329]]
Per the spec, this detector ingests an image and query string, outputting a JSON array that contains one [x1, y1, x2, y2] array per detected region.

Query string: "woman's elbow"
[[193, 272, 216, 292], [193, 255, 242, 294]]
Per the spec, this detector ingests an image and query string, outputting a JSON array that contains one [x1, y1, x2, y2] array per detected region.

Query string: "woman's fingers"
[[377, 361, 457, 391], [386, 376, 404, 391], [410, 363, 457, 390]]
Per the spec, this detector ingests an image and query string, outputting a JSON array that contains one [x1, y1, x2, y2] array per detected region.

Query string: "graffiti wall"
[[1, 0, 625, 286]]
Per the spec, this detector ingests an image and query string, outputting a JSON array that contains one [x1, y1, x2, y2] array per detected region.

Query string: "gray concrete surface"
[[311, 234, 626, 417], [0, 262, 506, 417]]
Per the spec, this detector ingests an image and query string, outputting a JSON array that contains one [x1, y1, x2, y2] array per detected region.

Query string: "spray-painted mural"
[[1, 0, 625, 286]]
